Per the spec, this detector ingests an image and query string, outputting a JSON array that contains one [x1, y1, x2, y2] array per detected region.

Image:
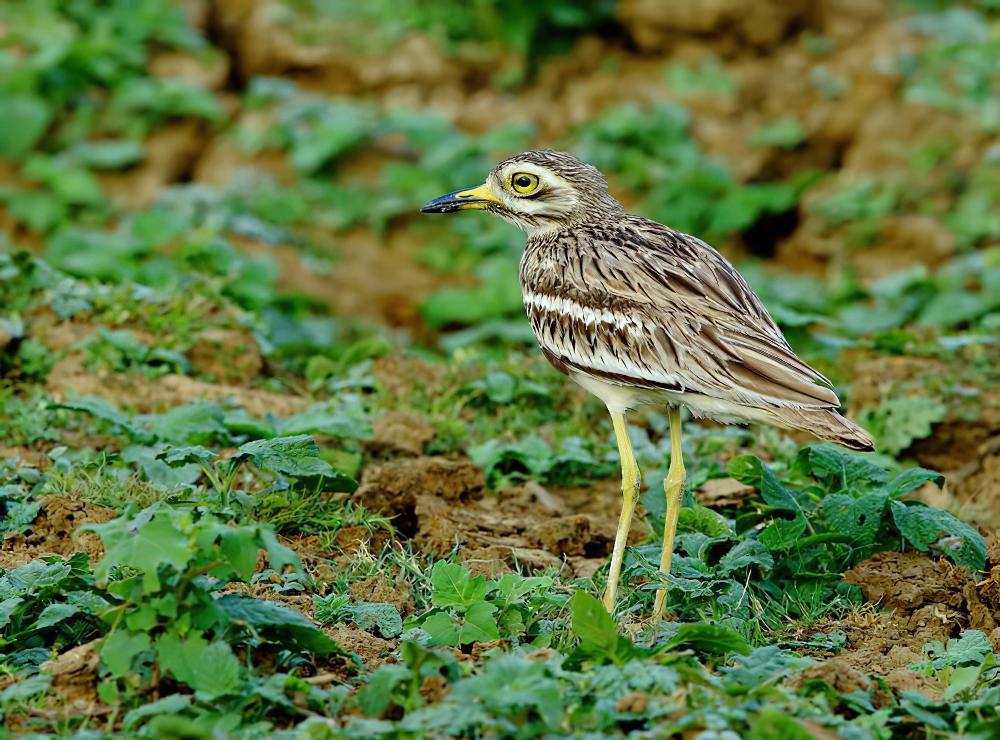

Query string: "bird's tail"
[[782, 408, 875, 451]]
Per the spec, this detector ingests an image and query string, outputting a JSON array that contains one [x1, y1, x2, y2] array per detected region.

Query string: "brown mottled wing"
[[521, 216, 840, 411]]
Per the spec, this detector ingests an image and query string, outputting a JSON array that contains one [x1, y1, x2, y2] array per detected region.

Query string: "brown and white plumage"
[[421, 148, 873, 619], [424, 148, 872, 450]]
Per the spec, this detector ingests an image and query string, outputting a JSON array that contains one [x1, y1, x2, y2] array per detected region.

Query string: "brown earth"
[[0, 496, 115, 570], [800, 545, 1000, 694], [355, 456, 644, 578]]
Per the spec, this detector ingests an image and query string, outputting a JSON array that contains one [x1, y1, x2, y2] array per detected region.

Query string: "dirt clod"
[[365, 411, 436, 457], [843, 551, 968, 611], [0, 496, 115, 569]]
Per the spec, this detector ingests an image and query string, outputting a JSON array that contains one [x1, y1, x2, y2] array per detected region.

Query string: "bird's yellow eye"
[[511, 172, 539, 194]]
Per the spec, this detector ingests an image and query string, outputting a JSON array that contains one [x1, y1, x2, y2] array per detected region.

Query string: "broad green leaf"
[[146, 402, 227, 446], [158, 445, 216, 467], [718, 539, 774, 575], [495, 574, 553, 605], [569, 590, 633, 664], [235, 435, 335, 478], [430, 561, 490, 608], [33, 603, 80, 630], [157, 632, 241, 699], [880, 467, 945, 498], [216, 595, 343, 655], [357, 664, 409, 717], [259, 527, 302, 574], [219, 529, 260, 581], [122, 694, 193, 732], [279, 400, 372, 440], [798, 443, 887, 489], [53, 396, 143, 439], [859, 397, 946, 455], [747, 710, 815, 740], [456, 601, 500, 644], [88, 508, 192, 591], [758, 515, 807, 551], [0, 597, 24, 629], [422, 611, 460, 646], [677, 504, 733, 537], [100, 630, 151, 678], [347, 602, 403, 638], [890, 502, 986, 571], [661, 623, 750, 655], [728, 456, 798, 511], [925, 629, 993, 669], [0, 96, 51, 159], [822, 491, 888, 545]]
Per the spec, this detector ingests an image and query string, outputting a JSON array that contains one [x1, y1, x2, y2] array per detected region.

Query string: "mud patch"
[[0, 496, 115, 569], [356, 457, 644, 577], [365, 410, 436, 457], [322, 623, 396, 669], [347, 572, 415, 618], [39, 640, 106, 720], [46, 355, 307, 417]]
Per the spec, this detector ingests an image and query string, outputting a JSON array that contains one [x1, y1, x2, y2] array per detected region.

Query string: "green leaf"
[[157, 632, 241, 699], [495, 574, 553, 605], [71, 140, 145, 169], [747, 710, 815, 740], [33, 603, 80, 630], [822, 491, 888, 545], [456, 601, 500, 644], [569, 590, 634, 664], [219, 529, 260, 581], [718, 539, 774, 576], [661, 623, 751, 655], [429, 561, 490, 608], [880, 467, 944, 498], [798, 443, 887, 488], [100, 630, 151, 678], [158, 445, 216, 467], [925, 629, 993, 669], [88, 508, 193, 592], [122, 694, 193, 732], [53, 396, 144, 439], [235, 435, 335, 478], [259, 527, 302, 574], [758, 515, 807, 551], [357, 664, 410, 718], [347, 602, 403, 638], [677, 504, 734, 537], [216, 595, 343, 655], [279, 401, 372, 440], [147, 402, 228, 446], [0, 597, 24, 629], [422, 612, 460, 646], [859, 397, 946, 455], [891, 502, 986, 571], [0, 96, 51, 159], [728, 456, 798, 511]]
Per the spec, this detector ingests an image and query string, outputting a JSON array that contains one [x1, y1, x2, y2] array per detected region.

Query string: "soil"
[[0, 496, 115, 570], [799, 545, 1000, 696], [355, 456, 645, 578]]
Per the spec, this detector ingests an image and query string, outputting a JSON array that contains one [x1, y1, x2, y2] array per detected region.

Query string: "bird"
[[421, 149, 873, 620]]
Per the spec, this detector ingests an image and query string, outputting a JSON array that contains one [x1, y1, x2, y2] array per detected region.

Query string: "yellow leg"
[[602, 410, 640, 614], [653, 406, 685, 620]]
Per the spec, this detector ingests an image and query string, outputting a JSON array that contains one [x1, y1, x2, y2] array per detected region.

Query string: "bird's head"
[[420, 149, 623, 235]]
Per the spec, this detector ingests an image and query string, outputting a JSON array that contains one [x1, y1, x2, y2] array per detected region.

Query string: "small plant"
[[408, 561, 559, 647]]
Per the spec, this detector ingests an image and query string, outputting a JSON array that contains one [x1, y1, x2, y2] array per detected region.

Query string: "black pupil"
[[515, 176, 531, 188]]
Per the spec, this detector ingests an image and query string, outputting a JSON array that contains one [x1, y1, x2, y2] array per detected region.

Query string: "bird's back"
[[519, 215, 873, 450]]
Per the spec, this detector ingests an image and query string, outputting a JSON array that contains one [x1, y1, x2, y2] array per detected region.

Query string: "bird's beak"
[[420, 183, 499, 214]]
